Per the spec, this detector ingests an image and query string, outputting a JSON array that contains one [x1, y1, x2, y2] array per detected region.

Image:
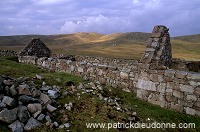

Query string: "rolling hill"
[[173, 34, 200, 43], [0, 32, 199, 60], [0, 32, 151, 46]]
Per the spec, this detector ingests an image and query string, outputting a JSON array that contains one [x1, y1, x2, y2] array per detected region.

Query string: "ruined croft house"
[[19, 38, 51, 57], [18, 25, 200, 116]]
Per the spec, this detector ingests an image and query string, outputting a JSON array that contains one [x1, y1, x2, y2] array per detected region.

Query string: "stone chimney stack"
[[140, 25, 172, 69]]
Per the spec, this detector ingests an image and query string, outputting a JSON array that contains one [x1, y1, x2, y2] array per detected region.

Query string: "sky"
[[0, 0, 200, 36]]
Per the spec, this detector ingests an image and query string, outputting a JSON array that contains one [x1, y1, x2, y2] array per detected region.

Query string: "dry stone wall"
[[136, 69, 200, 116], [18, 55, 139, 92], [18, 25, 200, 116], [0, 50, 18, 56]]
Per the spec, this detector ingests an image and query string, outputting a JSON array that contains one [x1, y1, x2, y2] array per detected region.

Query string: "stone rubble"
[[0, 74, 139, 131], [0, 74, 61, 131], [75, 81, 138, 117]]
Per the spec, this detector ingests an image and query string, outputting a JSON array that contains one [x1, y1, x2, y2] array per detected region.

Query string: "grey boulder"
[[18, 95, 40, 104], [24, 117, 42, 131], [17, 106, 29, 123], [48, 90, 60, 99], [0, 108, 18, 123], [8, 120, 24, 132], [2, 96, 16, 107]]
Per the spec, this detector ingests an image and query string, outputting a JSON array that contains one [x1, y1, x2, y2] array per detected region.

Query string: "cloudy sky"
[[0, 0, 200, 36]]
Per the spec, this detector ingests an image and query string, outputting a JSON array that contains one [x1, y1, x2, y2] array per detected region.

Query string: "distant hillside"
[[0, 32, 200, 60], [0, 34, 82, 46], [112, 32, 151, 43], [0, 32, 151, 47], [173, 34, 200, 43], [74, 32, 104, 42]]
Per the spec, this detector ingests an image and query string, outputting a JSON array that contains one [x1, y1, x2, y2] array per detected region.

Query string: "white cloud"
[[60, 14, 134, 34], [33, 0, 70, 4], [133, 0, 139, 4]]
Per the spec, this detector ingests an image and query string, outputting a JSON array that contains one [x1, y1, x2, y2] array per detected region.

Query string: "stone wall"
[[0, 50, 18, 56], [18, 55, 139, 92], [18, 25, 200, 116], [171, 59, 200, 72], [137, 69, 200, 116], [137, 25, 200, 116]]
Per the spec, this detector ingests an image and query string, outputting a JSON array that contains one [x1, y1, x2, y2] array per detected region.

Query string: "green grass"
[[0, 56, 200, 132], [0, 56, 46, 78], [0, 56, 83, 87]]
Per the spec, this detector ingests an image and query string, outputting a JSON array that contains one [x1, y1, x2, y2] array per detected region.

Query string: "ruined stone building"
[[19, 38, 51, 57], [18, 26, 200, 116]]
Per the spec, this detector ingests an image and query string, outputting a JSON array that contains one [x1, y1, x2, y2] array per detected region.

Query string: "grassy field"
[[0, 56, 199, 132]]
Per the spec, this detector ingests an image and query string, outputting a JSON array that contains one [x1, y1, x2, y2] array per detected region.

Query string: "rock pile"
[[0, 74, 62, 131], [0, 73, 140, 131]]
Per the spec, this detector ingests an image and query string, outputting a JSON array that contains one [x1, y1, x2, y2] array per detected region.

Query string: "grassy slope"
[[0, 56, 199, 132], [0, 33, 200, 60], [171, 39, 200, 61], [174, 34, 200, 43]]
